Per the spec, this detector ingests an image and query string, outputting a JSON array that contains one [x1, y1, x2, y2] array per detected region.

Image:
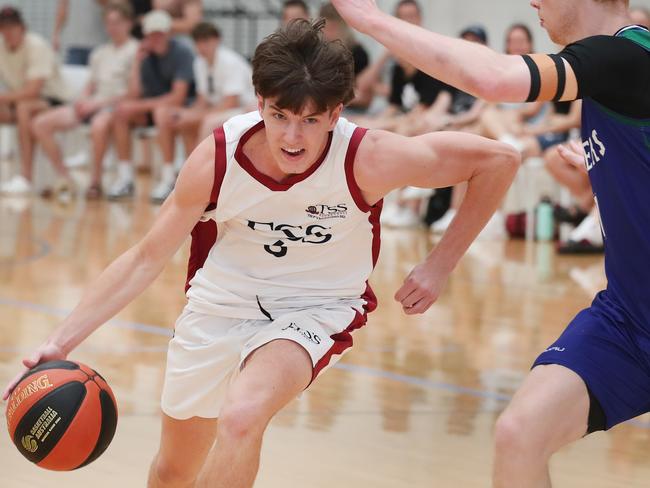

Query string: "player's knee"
[[494, 409, 541, 457], [153, 455, 197, 486], [219, 399, 270, 441]]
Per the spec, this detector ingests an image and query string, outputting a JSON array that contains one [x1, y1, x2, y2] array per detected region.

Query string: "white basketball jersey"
[[185, 111, 382, 319]]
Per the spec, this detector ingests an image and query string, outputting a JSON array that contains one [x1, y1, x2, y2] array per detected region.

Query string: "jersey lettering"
[[247, 220, 333, 258]]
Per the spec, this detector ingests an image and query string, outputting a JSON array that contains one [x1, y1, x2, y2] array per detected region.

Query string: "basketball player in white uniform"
[[4, 20, 520, 488]]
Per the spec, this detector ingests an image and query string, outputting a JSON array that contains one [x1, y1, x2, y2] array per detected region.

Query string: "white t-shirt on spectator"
[[194, 45, 255, 108], [0, 32, 70, 102], [89, 38, 139, 103]]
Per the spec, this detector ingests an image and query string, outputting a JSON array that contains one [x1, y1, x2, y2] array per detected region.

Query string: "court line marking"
[[2, 296, 649, 429]]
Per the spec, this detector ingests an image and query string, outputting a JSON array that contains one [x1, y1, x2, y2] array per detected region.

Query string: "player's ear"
[[257, 95, 264, 117], [328, 103, 343, 130]]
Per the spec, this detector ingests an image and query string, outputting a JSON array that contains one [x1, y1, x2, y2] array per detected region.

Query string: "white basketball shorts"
[[161, 304, 366, 420]]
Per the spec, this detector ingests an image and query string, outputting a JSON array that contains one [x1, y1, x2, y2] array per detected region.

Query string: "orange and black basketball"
[[5, 360, 118, 471]]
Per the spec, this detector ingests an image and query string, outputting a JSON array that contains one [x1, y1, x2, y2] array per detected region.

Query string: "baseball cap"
[[142, 10, 172, 35], [0, 6, 23, 26], [460, 25, 488, 45]]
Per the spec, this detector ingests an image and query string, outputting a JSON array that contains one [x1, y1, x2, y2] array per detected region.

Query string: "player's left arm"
[[355, 130, 520, 315]]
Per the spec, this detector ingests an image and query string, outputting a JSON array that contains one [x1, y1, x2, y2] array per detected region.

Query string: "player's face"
[[104, 11, 132, 43], [530, 0, 578, 45], [506, 27, 532, 55], [282, 6, 309, 26], [260, 97, 342, 176]]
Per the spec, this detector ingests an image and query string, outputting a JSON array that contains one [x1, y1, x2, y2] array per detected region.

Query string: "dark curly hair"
[[252, 19, 355, 114]]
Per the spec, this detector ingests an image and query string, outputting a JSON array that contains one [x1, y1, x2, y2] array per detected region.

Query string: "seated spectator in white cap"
[[108, 9, 195, 202], [0, 6, 71, 195], [155, 22, 255, 171], [32, 2, 138, 200]]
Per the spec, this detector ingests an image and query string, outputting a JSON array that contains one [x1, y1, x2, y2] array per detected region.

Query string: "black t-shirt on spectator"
[[351, 43, 369, 76], [389, 64, 450, 110], [450, 88, 477, 115], [129, 0, 153, 39]]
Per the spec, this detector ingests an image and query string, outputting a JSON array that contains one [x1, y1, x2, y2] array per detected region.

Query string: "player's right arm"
[[2, 136, 216, 400]]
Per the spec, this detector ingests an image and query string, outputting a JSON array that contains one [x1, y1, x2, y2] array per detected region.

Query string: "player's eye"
[[305, 117, 318, 124], [273, 112, 286, 120]]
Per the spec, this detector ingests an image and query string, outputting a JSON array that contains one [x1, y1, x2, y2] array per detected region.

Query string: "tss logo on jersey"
[[247, 220, 332, 258]]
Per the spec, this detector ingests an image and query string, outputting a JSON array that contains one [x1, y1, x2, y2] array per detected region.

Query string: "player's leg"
[[147, 414, 218, 488], [493, 364, 590, 488], [196, 339, 313, 488], [494, 301, 650, 487]]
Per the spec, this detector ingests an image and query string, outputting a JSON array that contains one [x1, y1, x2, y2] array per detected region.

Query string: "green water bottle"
[[536, 198, 554, 242]]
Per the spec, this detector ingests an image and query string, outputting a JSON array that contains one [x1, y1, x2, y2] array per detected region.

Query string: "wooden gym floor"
[[2, 183, 650, 488]]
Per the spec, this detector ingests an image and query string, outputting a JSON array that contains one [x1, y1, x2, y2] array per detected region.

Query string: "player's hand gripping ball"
[[5, 360, 118, 471]]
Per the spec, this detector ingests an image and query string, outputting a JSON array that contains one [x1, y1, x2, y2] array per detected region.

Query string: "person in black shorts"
[[332, 0, 650, 486]]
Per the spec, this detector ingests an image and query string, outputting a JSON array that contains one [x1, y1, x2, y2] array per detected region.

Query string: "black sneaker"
[[557, 239, 604, 255]]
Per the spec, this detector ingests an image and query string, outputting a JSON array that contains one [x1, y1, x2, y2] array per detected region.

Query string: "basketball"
[[5, 360, 118, 471]]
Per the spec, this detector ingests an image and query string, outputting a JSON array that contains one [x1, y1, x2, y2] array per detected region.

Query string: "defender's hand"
[[2, 342, 67, 401], [395, 262, 449, 315], [331, 0, 381, 34]]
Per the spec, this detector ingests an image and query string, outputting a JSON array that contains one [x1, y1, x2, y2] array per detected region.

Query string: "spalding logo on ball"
[[5, 360, 118, 471]]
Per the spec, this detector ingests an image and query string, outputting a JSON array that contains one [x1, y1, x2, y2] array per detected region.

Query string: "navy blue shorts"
[[533, 291, 650, 430]]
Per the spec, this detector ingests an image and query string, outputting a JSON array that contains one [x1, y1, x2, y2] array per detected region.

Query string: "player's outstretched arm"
[[356, 130, 520, 315], [332, 0, 534, 102], [2, 136, 216, 400]]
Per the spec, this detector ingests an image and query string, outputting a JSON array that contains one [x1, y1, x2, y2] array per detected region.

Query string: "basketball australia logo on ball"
[[5, 360, 118, 471]]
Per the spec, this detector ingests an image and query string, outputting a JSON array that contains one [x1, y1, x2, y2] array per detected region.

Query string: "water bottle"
[[536, 198, 555, 242]]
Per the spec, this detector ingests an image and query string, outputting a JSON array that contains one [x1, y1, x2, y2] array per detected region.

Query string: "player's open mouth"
[[281, 148, 306, 158]]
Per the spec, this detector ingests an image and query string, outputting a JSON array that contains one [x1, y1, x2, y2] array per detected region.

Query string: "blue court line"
[[333, 363, 512, 402], [2, 295, 650, 430]]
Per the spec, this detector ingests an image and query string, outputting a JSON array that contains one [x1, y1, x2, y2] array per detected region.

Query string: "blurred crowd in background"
[[0, 0, 648, 255]]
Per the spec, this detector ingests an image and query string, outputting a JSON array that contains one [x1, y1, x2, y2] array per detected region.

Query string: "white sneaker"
[[107, 177, 135, 200], [149, 179, 175, 204], [0, 175, 32, 195], [430, 208, 457, 233], [568, 212, 603, 245]]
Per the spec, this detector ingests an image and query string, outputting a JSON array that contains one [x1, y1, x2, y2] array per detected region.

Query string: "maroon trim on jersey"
[[312, 309, 367, 381], [234, 120, 334, 191], [345, 126, 378, 213], [184, 127, 228, 292]]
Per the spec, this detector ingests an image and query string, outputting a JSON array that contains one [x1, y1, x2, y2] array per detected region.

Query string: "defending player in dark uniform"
[[332, 0, 650, 486]]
